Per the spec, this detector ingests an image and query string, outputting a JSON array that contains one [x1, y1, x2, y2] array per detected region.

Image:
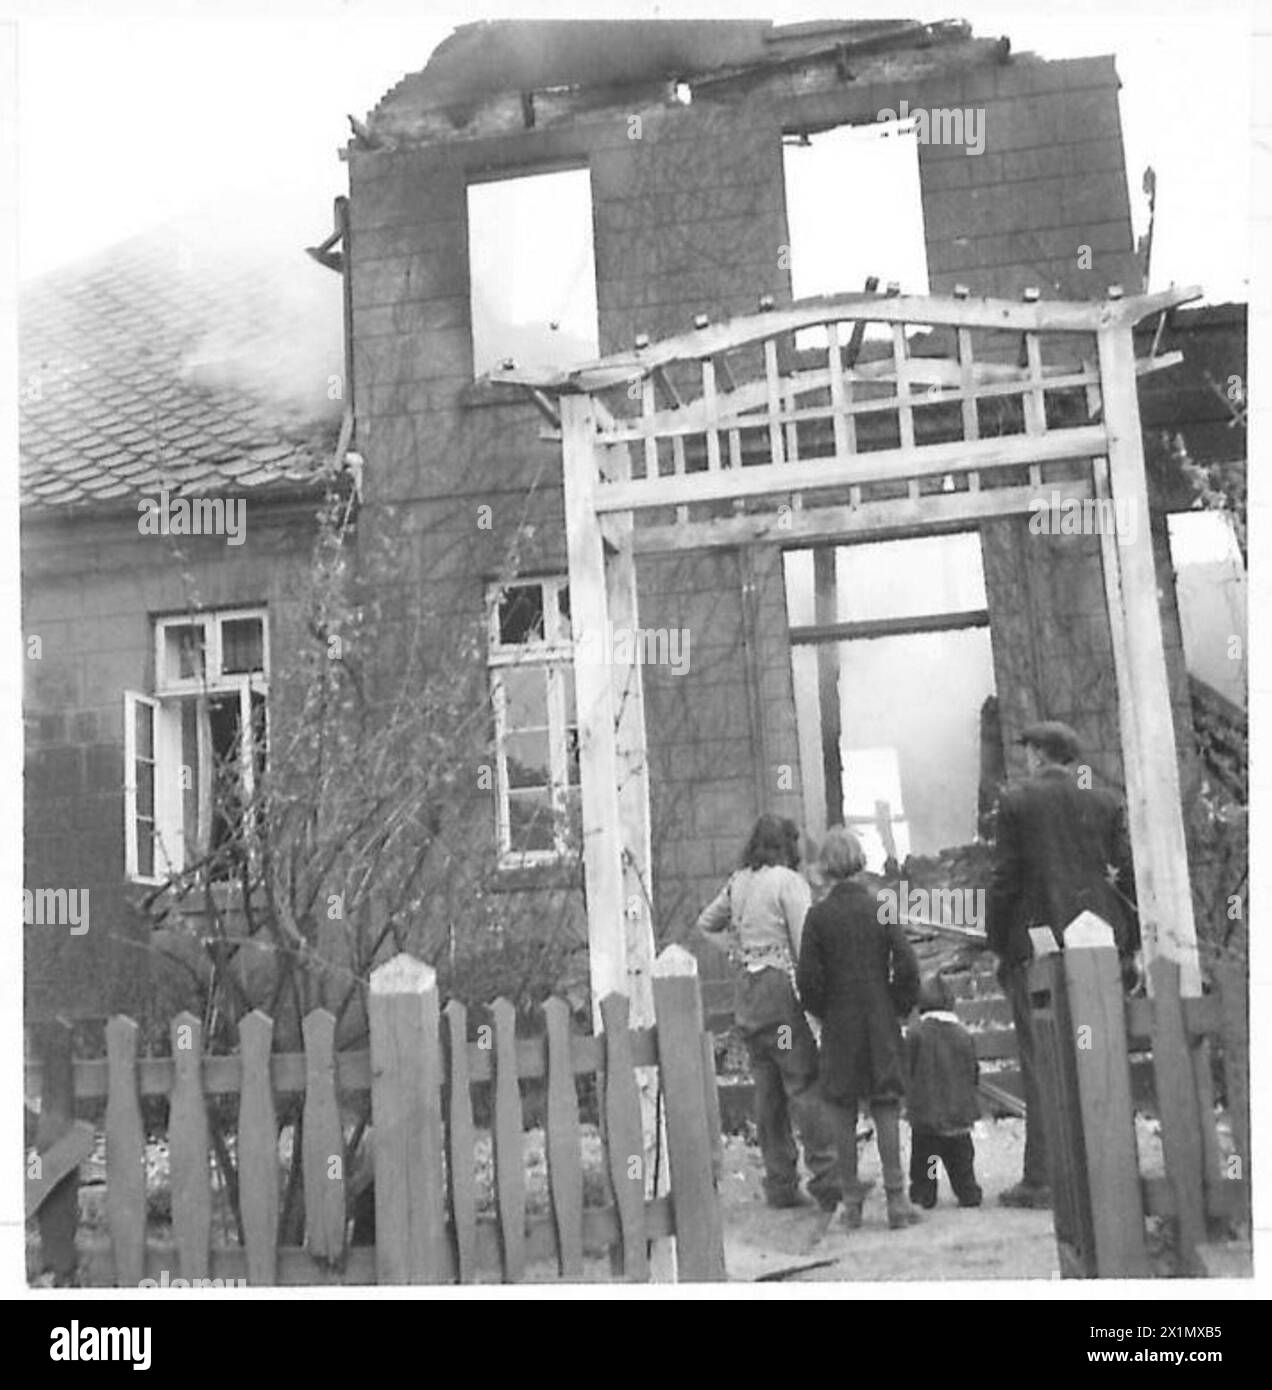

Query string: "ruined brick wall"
[[22, 509, 315, 1018], [347, 47, 1172, 946]]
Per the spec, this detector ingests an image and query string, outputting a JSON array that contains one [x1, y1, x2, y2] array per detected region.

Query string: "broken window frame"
[[124, 607, 269, 885], [486, 577, 579, 868]]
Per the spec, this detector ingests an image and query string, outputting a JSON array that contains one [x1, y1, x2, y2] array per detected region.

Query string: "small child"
[[906, 973, 983, 1209]]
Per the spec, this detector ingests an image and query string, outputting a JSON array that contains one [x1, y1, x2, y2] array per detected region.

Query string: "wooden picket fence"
[[26, 946, 726, 1286], [1028, 920, 1249, 1278]]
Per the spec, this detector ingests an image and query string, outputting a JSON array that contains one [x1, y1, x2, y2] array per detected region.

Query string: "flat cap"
[[1019, 719, 1082, 764]]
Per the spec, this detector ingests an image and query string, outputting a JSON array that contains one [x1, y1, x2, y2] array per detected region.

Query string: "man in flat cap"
[[986, 720, 1139, 1208]]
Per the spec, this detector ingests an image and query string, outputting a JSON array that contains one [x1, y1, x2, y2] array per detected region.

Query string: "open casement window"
[[487, 578, 580, 867], [124, 609, 268, 884]]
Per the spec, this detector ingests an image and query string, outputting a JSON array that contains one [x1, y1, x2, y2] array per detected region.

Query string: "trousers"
[[745, 1017, 841, 1207], [909, 1129, 982, 1206], [1001, 960, 1049, 1188], [826, 1096, 907, 1197]]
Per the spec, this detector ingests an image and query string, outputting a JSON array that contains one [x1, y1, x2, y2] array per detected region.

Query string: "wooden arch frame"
[[501, 283, 1205, 1027]]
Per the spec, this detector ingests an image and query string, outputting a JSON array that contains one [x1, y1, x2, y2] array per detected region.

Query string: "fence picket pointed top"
[[370, 952, 434, 994], [171, 1010, 201, 1032], [240, 1009, 275, 1033], [106, 1015, 139, 1041], [1064, 911, 1116, 950], [444, 997, 467, 1020], [654, 944, 699, 977], [302, 1007, 338, 1031], [491, 997, 516, 1024], [543, 996, 570, 1023]]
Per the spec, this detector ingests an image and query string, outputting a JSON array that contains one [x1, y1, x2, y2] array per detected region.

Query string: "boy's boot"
[[873, 1100, 921, 1229]]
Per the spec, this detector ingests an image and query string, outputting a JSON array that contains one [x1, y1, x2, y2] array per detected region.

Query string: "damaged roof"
[[19, 225, 343, 515], [368, 16, 983, 140]]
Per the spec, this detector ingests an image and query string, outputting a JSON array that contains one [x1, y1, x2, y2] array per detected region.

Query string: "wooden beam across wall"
[[790, 609, 989, 646], [631, 477, 1097, 554], [594, 426, 1109, 514]]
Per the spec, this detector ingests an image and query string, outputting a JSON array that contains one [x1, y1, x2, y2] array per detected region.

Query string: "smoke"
[[168, 184, 346, 433]]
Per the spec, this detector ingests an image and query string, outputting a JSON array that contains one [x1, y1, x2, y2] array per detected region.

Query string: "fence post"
[[652, 945, 726, 1281], [31, 1019, 79, 1284], [368, 953, 447, 1284], [105, 1015, 146, 1288], [1148, 955, 1206, 1273], [1028, 939, 1095, 1276], [1063, 913, 1150, 1276]]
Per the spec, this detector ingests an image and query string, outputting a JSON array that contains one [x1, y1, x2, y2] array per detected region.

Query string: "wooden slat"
[[970, 1030, 1019, 1061], [599, 993, 648, 1280], [26, 1121, 95, 1221], [1216, 952, 1250, 1218], [791, 608, 989, 645], [1028, 952, 1096, 1274], [1147, 956, 1206, 1274], [701, 356, 721, 470], [301, 1009, 346, 1264], [169, 1011, 212, 1281], [955, 997, 1012, 1028], [764, 337, 785, 465], [28, 1027, 669, 1102], [652, 947, 725, 1281], [491, 997, 527, 1282], [237, 1011, 279, 1286], [1064, 919, 1150, 1276], [368, 953, 448, 1284], [892, 323, 915, 451], [595, 425, 1111, 514], [522, 288, 1200, 391], [826, 322, 850, 458], [32, 1020, 78, 1283], [640, 376, 658, 482], [104, 1015, 146, 1288], [57, 1197, 679, 1287], [544, 997, 584, 1280], [444, 999, 477, 1283]]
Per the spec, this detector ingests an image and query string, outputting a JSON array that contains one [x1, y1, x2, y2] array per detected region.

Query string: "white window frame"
[[125, 608, 269, 884], [487, 578, 576, 868]]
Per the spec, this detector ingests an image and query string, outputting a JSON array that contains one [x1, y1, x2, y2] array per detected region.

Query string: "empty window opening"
[[784, 533, 995, 872], [782, 119, 929, 325], [1166, 510, 1247, 708], [467, 166, 599, 378]]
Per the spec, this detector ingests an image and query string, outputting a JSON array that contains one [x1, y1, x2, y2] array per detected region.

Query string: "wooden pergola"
[[500, 283, 1205, 1027]]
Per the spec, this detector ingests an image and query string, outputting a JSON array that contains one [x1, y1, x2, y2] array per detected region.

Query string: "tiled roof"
[[20, 224, 345, 513]]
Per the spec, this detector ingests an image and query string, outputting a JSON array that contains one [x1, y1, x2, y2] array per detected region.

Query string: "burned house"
[[21, 18, 1246, 1024]]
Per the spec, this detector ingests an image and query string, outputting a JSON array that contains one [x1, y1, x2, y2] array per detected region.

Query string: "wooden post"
[[32, 1019, 79, 1284], [1028, 942, 1096, 1276], [368, 953, 447, 1284], [237, 1011, 279, 1286], [1063, 913, 1150, 1276], [1147, 956, 1206, 1273], [169, 1012, 212, 1281], [1096, 319, 1201, 998], [491, 996, 527, 1283], [105, 1016, 146, 1288], [301, 1008, 347, 1264], [652, 946, 726, 1281], [599, 993, 649, 1281], [560, 394, 633, 1022], [562, 397, 668, 1273]]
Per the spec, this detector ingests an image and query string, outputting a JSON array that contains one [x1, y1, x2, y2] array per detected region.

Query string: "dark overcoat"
[[796, 878, 920, 1104], [985, 764, 1138, 966]]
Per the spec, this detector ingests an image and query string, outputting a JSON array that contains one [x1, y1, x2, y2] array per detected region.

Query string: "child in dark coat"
[[906, 973, 984, 1209]]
